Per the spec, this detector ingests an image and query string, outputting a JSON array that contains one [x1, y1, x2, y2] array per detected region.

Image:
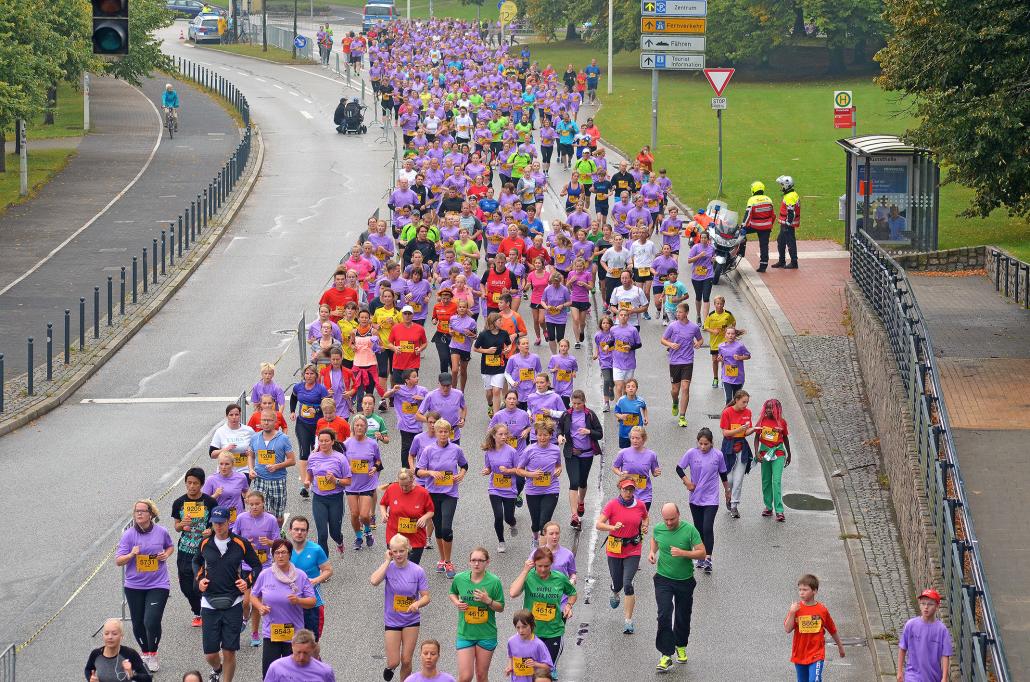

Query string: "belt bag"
[[206, 593, 237, 611]]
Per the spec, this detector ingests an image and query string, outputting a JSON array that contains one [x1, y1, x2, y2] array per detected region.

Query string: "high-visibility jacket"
[[779, 191, 801, 229], [743, 194, 775, 230]]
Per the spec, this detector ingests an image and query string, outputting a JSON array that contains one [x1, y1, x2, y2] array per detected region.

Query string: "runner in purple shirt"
[[504, 341, 543, 406], [525, 375, 567, 442], [660, 303, 705, 425], [385, 369, 430, 469], [612, 427, 661, 510], [344, 417, 384, 551], [593, 316, 616, 412], [415, 418, 469, 577], [717, 327, 750, 405], [489, 391, 534, 454], [515, 422, 563, 538], [898, 590, 953, 682], [405, 640, 456, 682], [660, 207, 684, 252], [547, 342, 578, 405], [115, 499, 174, 660], [482, 423, 521, 547], [675, 428, 729, 572], [541, 274, 571, 354], [506, 617, 553, 682], [203, 454, 251, 524], [263, 631, 336, 681], [686, 232, 716, 321], [370, 535, 430, 682], [566, 258, 593, 348], [417, 378, 467, 442], [250, 539, 317, 677]]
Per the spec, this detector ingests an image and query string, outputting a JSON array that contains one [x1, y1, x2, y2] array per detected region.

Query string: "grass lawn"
[[2, 81, 85, 142], [200, 42, 312, 64], [520, 42, 1029, 259], [0, 148, 78, 216]]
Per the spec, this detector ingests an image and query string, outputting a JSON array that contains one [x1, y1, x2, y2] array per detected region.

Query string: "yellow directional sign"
[[640, 17, 706, 34], [643, 0, 656, 11]]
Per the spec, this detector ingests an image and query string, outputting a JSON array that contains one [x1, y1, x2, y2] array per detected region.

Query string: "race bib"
[[270, 623, 294, 643], [546, 306, 560, 315], [233, 451, 249, 467], [464, 606, 488, 624], [614, 340, 630, 353], [606, 536, 623, 554], [725, 365, 739, 378], [350, 459, 370, 475], [555, 253, 566, 264], [797, 615, 822, 634], [609, 267, 622, 278], [439, 320, 450, 334], [257, 449, 275, 466], [452, 333, 466, 345], [402, 401, 419, 414], [622, 414, 639, 426], [519, 368, 535, 382], [664, 284, 677, 297], [531, 601, 556, 622], [411, 303, 422, 313], [257, 549, 269, 564], [492, 292, 502, 303], [555, 369, 572, 382], [229, 507, 238, 523], [399, 341, 415, 353], [397, 517, 418, 534], [637, 268, 651, 277], [135, 555, 158, 572], [183, 501, 205, 519], [486, 354, 503, 367], [506, 436, 519, 449], [532, 473, 551, 487], [393, 595, 415, 613], [618, 301, 631, 310], [761, 426, 780, 443], [492, 473, 512, 488], [694, 265, 708, 277], [512, 658, 534, 677], [488, 233, 503, 243], [300, 405, 316, 419], [316, 475, 336, 491], [633, 474, 648, 489], [437, 471, 454, 486]]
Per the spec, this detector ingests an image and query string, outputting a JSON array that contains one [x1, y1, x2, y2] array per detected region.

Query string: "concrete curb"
[[726, 260, 897, 678], [190, 42, 309, 66], [0, 124, 264, 438]]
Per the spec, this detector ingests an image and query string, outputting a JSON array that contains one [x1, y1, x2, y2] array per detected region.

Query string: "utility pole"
[[19, 120, 28, 196], [607, 0, 613, 94], [231, 0, 238, 42], [292, 0, 298, 59], [650, 70, 658, 149], [262, 0, 267, 51], [83, 72, 90, 131]]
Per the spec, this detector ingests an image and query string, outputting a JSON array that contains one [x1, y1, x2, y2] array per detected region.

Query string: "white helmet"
[[775, 175, 794, 192]]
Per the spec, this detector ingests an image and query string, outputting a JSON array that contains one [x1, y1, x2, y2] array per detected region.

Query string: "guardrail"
[[0, 643, 14, 682], [988, 247, 1030, 309], [850, 230, 1010, 682], [0, 58, 252, 419]]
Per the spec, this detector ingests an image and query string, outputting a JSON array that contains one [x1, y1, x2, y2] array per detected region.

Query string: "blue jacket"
[[162, 90, 180, 108]]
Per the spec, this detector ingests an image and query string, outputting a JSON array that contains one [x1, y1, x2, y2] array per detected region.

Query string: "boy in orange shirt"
[[784, 574, 845, 681]]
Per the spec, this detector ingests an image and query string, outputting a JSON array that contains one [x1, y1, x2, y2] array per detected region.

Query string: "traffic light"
[[92, 0, 129, 55]]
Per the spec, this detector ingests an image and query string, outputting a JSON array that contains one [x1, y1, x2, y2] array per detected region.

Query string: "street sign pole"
[[717, 108, 723, 197], [607, 0, 613, 94], [852, 106, 857, 138], [19, 119, 27, 197], [651, 70, 658, 150]]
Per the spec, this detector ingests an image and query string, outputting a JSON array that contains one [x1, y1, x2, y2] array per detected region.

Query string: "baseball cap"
[[210, 506, 231, 523], [438, 372, 453, 385], [918, 589, 941, 603], [618, 478, 636, 490], [401, 305, 415, 314]]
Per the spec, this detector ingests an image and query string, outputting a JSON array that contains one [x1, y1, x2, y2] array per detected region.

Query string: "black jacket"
[[84, 645, 152, 681], [192, 531, 262, 603], [333, 102, 347, 125], [558, 407, 604, 458], [610, 171, 638, 196]]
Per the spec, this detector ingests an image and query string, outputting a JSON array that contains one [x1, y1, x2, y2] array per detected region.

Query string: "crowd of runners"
[[86, 17, 954, 682]]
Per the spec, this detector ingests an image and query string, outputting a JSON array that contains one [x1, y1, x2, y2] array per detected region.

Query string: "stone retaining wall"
[[845, 282, 945, 608], [892, 245, 986, 272]]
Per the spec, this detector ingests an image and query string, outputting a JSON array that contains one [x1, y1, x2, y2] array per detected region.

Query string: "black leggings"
[[177, 551, 201, 616], [526, 493, 559, 535], [400, 430, 419, 471], [489, 494, 517, 542], [262, 639, 292, 677], [430, 492, 458, 542], [540, 634, 564, 669], [124, 587, 169, 652], [608, 554, 641, 595], [433, 334, 451, 374], [312, 492, 345, 554], [296, 419, 316, 461], [689, 503, 718, 555], [564, 454, 594, 490], [545, 322, 566, 342]]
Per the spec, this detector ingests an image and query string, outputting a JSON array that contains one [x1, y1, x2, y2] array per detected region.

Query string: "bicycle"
[[163, 106, 178, 139]]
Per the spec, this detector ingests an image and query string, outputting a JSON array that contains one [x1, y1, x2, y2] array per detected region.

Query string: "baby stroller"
[[335, 97, 367, 134]]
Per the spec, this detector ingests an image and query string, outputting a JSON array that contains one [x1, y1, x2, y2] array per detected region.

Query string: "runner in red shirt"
[[784, 574, 845, 679], [388, 306, 429, 384], [597, 479, 649, 634], [247, 394, 288, 433], [319, 269, 359, 322], [379, 469, 435, 565], [483, 254, 519, 312]]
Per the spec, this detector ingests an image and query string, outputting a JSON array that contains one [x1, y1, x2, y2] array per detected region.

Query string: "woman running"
[[249, 539, 316, 677], [305, 428, 352, 556], [597, 479, 649, 634], [384, 369, 430, 470], [353, 309, 384, 407], [717, 326, 750, 405], [506, 610, 553, 682], [754, 398, 792, 522], [505, 337, 543, 410], [558, 389, 603, 529], [233, 490, 280, 647], [291, 364, 329, 500], [676, 427, 730, 574], [566, 257, 592, 348], [721, 389, 755, 519], [171, 469, 217, 629], [686, 231, 716, 323], [474, 312, 513, 417], [209, 402, 255, 469], [482, 423, 521, 553], [592, 315, 616, 412], [540, 271, 572, 354], [449, 298, 478, 393], [508, 547, 576, 679], [524, 257, 551, 345], [203, 452, 249, 526], [525, 375, 566, 441], [416, 418, 470, 579], [407, 640, 455, 682], [612, 426, 661, 511], [703, 295, 736, 388], [660, 302, 704, 428], [432, 287, 458, 374], [448, 548, 506, 682], [547, 339, 578, 409], [115, 499, 173, 672], [515, 421, 563, 543], [371, 535, 430, 682], [344, 414, 384, 551]]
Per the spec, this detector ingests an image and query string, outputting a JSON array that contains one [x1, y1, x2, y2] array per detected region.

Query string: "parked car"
[[167, 0, 225, 18], [362, 1, 396, 33], [188, 14, 223, 43]]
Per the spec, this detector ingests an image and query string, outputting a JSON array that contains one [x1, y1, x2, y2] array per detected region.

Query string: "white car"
[[188, 14, 221, 43]]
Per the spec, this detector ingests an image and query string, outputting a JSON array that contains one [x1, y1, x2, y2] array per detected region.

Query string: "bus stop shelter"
[[837, 135, 940, 251]]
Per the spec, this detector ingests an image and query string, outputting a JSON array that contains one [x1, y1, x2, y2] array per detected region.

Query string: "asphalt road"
[[0, 23, 876, 681]]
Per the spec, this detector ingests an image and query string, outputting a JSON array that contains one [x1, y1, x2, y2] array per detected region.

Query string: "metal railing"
[[850, 230, 1010, 682], [988, 248, 1030, 309], [0, 643, 14, 682], [0, 58, 253, 418]]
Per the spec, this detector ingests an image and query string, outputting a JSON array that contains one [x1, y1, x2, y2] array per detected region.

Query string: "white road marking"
[[80, 396, 239, 404], [158, 195, 177, 198], [131, 350, 189, 397], [284, 65, 362, 93], [272, 84, 283, 89], [300, 110, 314, 119], [0, 84, 164, 298], [304, 98, 313, 104], [255, 77, 266, 82], [289, 91, 299, 96]]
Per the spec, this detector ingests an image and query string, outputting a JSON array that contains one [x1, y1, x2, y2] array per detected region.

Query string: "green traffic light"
[[95, 26, 125, 52]]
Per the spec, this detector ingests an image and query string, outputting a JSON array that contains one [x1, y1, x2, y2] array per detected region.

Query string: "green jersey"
[[574, 158, 597, 185], [488, 118, 507, 142], [449, 571, 505, 641], [521, 570, 576, 639], [507, 152, 532, 180], [365, 413, 388, 440], [652, 521, 702, 581]]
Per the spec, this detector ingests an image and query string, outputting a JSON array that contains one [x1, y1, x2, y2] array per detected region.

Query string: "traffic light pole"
[[19, 120, 27, 196], [292, 0, 297, 59], [650, 70, 658, 150]]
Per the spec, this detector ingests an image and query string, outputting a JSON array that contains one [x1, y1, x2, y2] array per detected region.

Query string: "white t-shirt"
[[398, 168, 417, 184], [424, 115, 441, 133], [454, 114, 473, 138], [600, 246, 631, 275], [211, 423, 256, 467], [630, 239, 658, 269], [609, 285, 649, 325]]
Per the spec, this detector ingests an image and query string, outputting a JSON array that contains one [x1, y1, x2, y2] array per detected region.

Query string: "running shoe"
[[370, 515, 377, 530], [675, 646, 689, 663], [610, 590, 620, 609], [365, 532, 375, 548], [250, 632, 260, 647], [623, 620, 635, 634], [531, 536, 539, 549], [436, 560, 446, 574], [299, 486, 310, 499], [678, 416, 688, 428], [383, 668, 395, 681], [656, 656, 673, 672], [703, 558, 713, 574], [574, 341, 581, 349], [711, 377, 719, 388], [696, 315, 702, 324], [577, 501, 585, 516], [661, 317, 669, 327], [445, 562, 456, 579], [534, 338, 542, 346], [761, 508, 774, 517], [425, 536, 434, 549], [354, 536, 364, 551], [487, 406, 494, 418], [776, 513, 786, 522], [497, 542, 506, 553], [337, 542, 346, 554], [146, 653, 160, 672], [515, 494, 524, 508], [378, 399, 388, 412], [191, 615, 202, 627], [642, 312, 652, 321], [730, 505, 740, 519], [602, 402, 610, 413], [508, 522, 518, 537], [208, 669, 222, 682], [570, 515, 581, 529], [671, 402, 678, 416]]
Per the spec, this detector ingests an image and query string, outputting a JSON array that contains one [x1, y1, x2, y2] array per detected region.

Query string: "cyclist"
[[162, 84, 180, 132]]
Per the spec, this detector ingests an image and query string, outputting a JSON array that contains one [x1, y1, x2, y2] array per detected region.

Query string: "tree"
[[803, 0, 885, 72], [103, 0, 174, 86], [0, 0, 62, 172], [877, 0, 1030, 218], [460, 0, 485, 24], [43, 0, 101, 126], [705, 0, 795, 66]]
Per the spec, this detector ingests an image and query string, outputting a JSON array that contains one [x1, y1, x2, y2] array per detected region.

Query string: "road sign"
[[641, 0, 707, 17], [640, 17, 706, 33], [834, 107, 854, 128], [703, 67, 734, 96], [834, 90, 853, 108], [640, 34, 705, 51], [640, 52, 705, 70], [294, 35, 307, 49], [499, 0, 517, 23], [711, 97, 726, 109]]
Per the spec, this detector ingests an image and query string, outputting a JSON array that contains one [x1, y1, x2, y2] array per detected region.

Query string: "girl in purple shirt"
[[612, 427, 662, 510], [526, 375, 567, 441], [515, 421, 563, 540], [403, 269, 432, 324], [541, 273, 571, 355], [675, 428, 729, 573], [305, 431, 352, 556], [448, 299, 478, 393], [504, 339, 543, 406], [203, 454, 250, 525], [592, 315, 616, 412], [482, 422, 521, 547], [415, 419, 470, 578], [566, 257, 593, 347], [370, 535, 430, 682], [344, 416, 383, 551], [115, 499, 174, 661], [718, 327, 751, 405], [547, 339, 578, 407], [507, 611, 553, 681]]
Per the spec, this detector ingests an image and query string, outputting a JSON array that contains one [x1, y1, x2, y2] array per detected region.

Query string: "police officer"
[[772, 175, 800, 269], [741, 181, 775, 272]]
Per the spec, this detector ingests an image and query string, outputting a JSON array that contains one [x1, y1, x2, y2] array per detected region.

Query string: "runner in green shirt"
[[449, 548, 506, 678], [509, 546, 577, 676], [649, 502, 706, 671], [506, 149, 533, 181], [574, 150, 598, 191]]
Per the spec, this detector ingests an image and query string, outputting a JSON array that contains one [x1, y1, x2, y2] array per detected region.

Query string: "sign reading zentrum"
[[641, 0, 707, 16]]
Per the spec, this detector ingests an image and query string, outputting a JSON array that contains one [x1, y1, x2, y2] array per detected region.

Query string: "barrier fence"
[[0, 59, 253, 420], [850, 230, 1010, 682], [0, 643, 13, 682], [988, 247, 1030, 309]]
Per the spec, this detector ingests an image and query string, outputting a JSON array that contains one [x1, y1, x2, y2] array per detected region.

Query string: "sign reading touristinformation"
[[640, 53, 705, 70]]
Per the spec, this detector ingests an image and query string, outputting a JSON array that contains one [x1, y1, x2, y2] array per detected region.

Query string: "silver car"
[[188, 14, 222, 43]]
